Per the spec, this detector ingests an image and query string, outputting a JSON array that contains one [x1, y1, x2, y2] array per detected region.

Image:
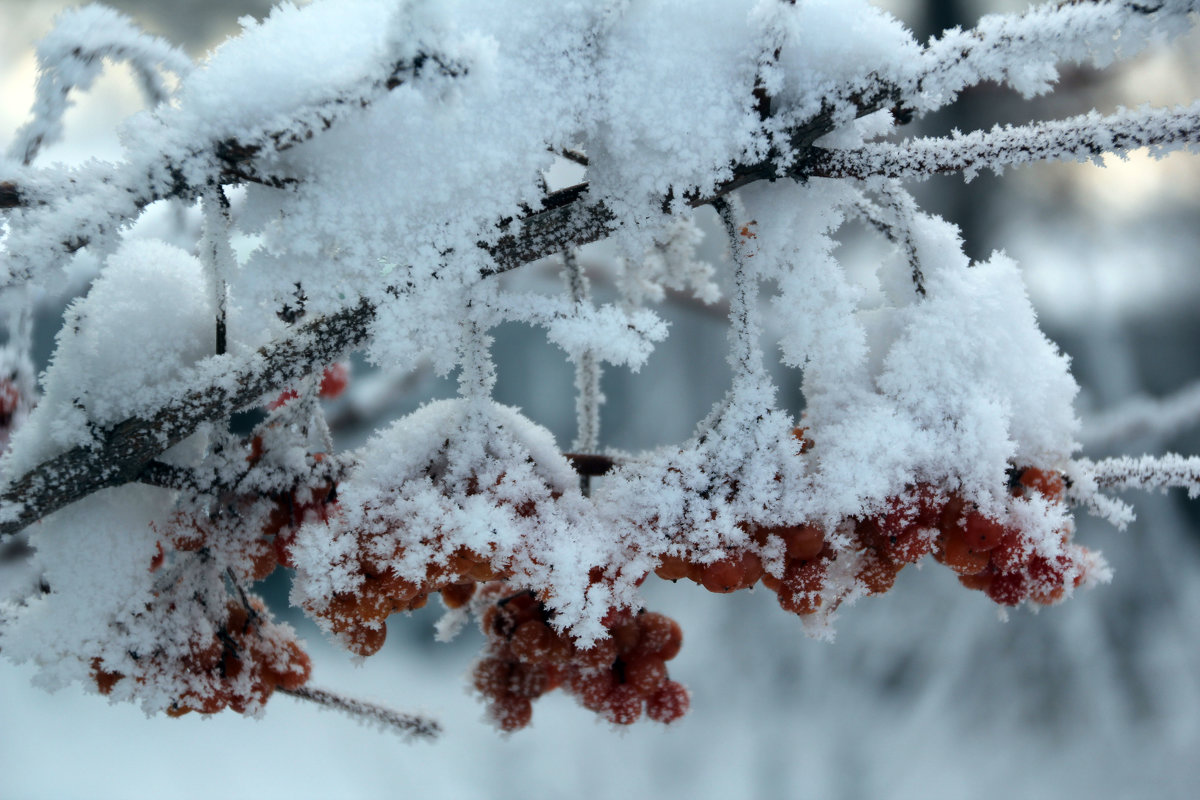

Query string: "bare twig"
[[1081, 380, 1200, 450]]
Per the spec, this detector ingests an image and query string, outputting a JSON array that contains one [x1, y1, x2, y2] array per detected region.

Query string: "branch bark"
[[0, 299, 375, 539]]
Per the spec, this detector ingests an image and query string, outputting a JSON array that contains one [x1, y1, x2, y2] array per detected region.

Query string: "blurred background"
[[2, 1, 1200, 798]]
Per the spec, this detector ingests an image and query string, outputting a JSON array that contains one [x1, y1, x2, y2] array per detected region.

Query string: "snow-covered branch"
[[0, 298, 374, 539], [808, 102, 1200, 181], [911, 0, 1199, 112], [1078, 454, 1200, 498], [6, 5, 191, 167]]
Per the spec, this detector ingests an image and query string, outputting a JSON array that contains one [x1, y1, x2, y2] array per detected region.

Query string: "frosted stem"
[[563, 249, 602, 455], [714, 197, 766, 393], [200, 185, 234, 357], [278, 685, 442, 741], [457, 314, 497, 406]]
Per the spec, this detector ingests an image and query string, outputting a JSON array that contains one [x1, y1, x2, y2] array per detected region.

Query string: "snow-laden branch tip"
[[808, 102, 1200, 181], [6, 5, 191, 166], [1082, 380, 1200, 450], [911, 0, 1200, 113], [278, 685, 441, 741]]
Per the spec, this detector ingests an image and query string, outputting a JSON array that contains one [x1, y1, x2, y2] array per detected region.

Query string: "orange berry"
[[655, 554, 692, 581], [857, 550, 900, 595], [939, 531, 990, 575], [776, 524, 825, 561], [441, 581, 476, 609], [962, 511, 1006, 551]]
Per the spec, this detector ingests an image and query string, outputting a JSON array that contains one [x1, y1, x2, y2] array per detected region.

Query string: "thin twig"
[[277, 685, 441, 741]]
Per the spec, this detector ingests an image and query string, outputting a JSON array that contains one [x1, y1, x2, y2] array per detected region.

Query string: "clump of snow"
[[2, 239, 215, 477]]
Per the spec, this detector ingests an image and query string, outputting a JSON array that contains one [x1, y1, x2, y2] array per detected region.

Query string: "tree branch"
[[0, 299, 376, 539]]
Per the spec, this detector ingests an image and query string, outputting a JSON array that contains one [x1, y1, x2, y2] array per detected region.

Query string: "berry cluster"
[[654, 466, 1090, 616], [157, 458, 337, 586], [301, 471, 564, 656], [472, 588, 689, 731], [313, 543, 512, 657], [939, 468, 1086, 606], [263, 464, 339, 572], [90, 596, 311, 716]]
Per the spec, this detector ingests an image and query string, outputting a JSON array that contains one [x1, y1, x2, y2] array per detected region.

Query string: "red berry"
[[508, 662, 551, 699], [473, 658, 510, 698], [776, 558, 826, 615], [319, 362, 350, 399], [882, 526, 933, 565], [604, 685, 643, 725], [571, 667, 616, 712], [1027, 555, 1070, 605], [962, 511, 1006, 551], [267, 388, 299, 410], [574, 638, 618, 670], [990, 531, 1032, 572], [441, 582, 476, 609], [857, 550, 900, 595], [646, 680, 690, 724], [344, 622, 387, 656], [0, 380, 19, 418], [622, 655, 668, 696], [655, 554, 692, 581], [490, 694, 533, 732], [1020, 468, 1065, 502], [633, 613, 682, 661], [958, 570, 994, 592], [776, 524, 825, 561], [510, 620, 555, 664], [700, 553, 752, 593], [939, 530, 990, 575], [986, 572, 1028, 606]]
